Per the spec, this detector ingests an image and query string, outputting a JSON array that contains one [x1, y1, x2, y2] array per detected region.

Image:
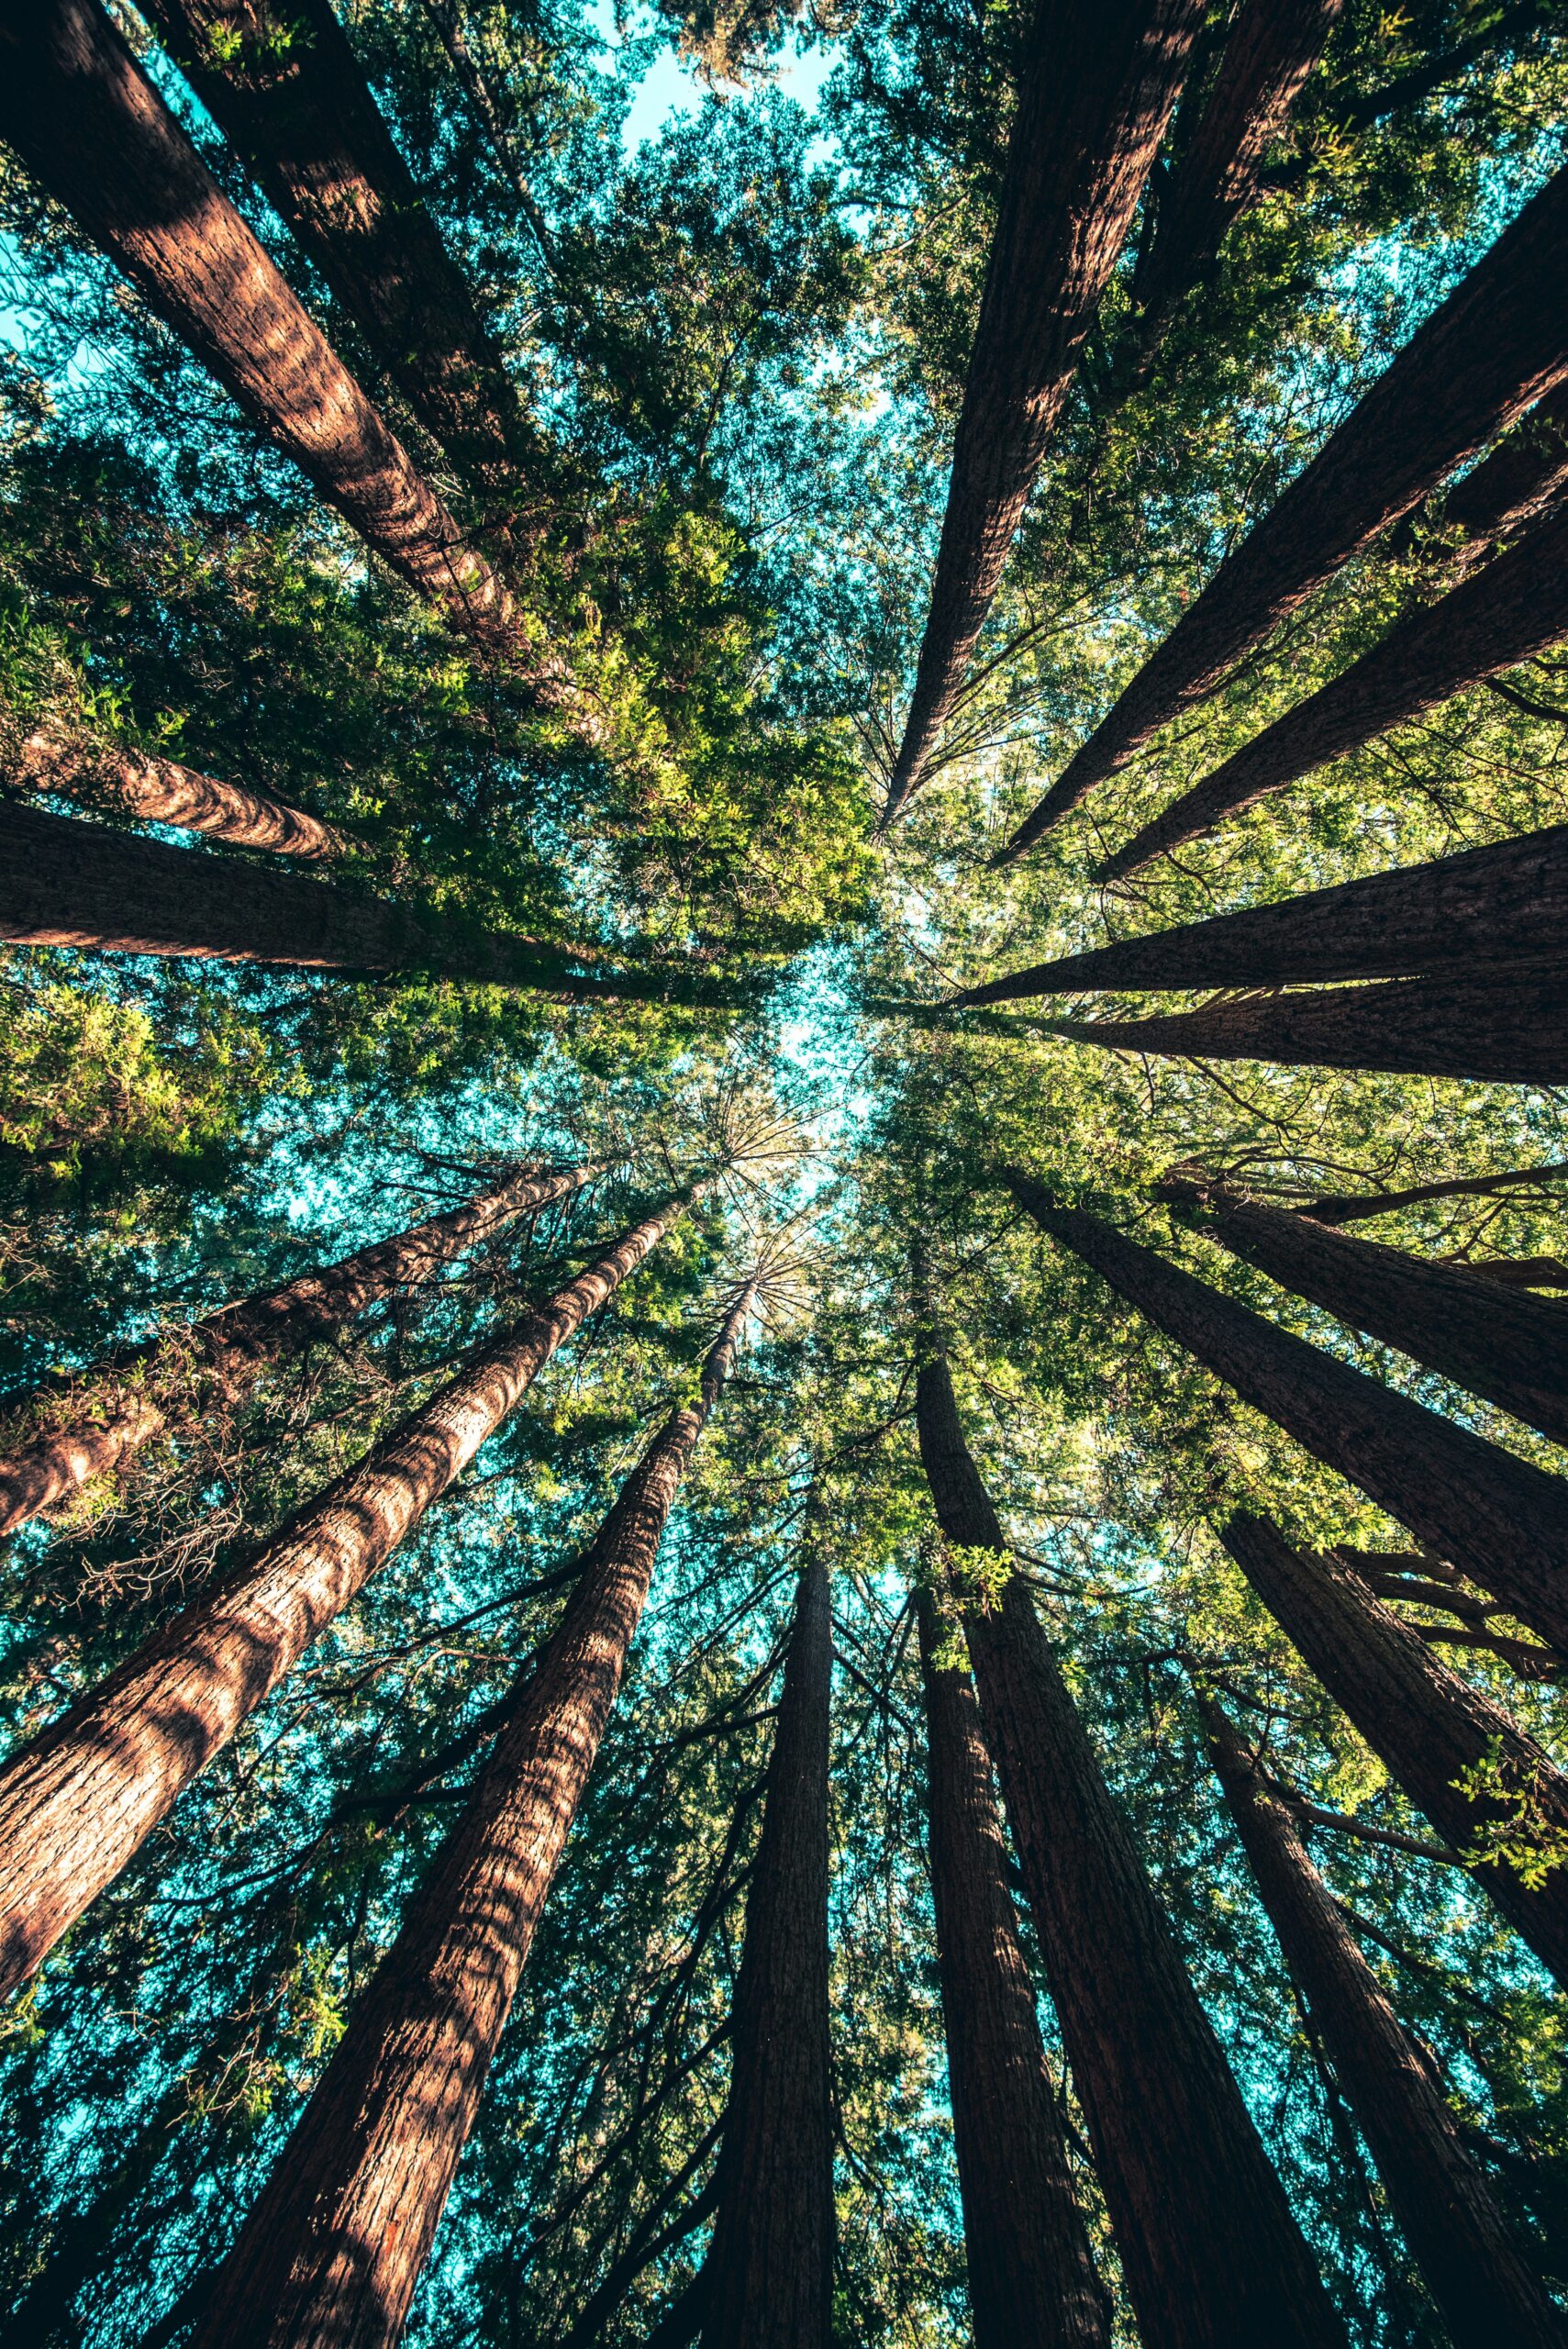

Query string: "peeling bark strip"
[[1101, 492, 1568, 878], [915, 1588, 1108, 2349], [140, 0, 537, 505], [0, 1196, 691, 2003], [187, 1286, 752, 2349], [0, 0, 515, 648], [14, 724, 350, 859], [914, 1345, 1343, 2349], [699, 1556, 836, 2349], [1222, 1514, 1568, 1984], [998, 164, 1568, 859], [0, 1160, 595, 1538], [1007, 1181, 1568, 1653], [881, 0, 1203, 820], [1197, 1687, 1567, 2347], [953, 821, 1568, 1004]]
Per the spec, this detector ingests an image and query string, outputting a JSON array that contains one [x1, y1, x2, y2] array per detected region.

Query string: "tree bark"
[[185, 1286, 752, 2349], [0, 1193, 691, 2002], [915, 1587, 1108, 2349], [1221, 1513, 1568, 1983], [1405, 377, 1568, 563], [1006, 1180, 1568, 1653], [0, 1158, 595, 1537], [913, 1341, 1345, 2349], [1197, 1687, 1566, 2347], [0, 0, 517, 649], [698, 1556, 836, 2349], [14, 722, 350, 859], [995, 163, 1568, 859], [1099, 492, 1568, 879], [880, 0, 1203, 819], [1300, 1161, 1568, 1226]]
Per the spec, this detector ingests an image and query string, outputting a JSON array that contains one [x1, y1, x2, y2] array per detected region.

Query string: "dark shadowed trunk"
[[14, 723, 350, 858], [881, 0, 1202, 818], [1197, 1687, 1566, 2346], [0, 1194, 692, 2002], [186, 1288, 753, 2349], [698, 1555, 836, 2349], [913, 1340, 1345, 2348], [1007, 1180, 1568, 1652], [1100, 493, 1568, 878], [1404, 378, 1568, 562], [995, 163, 1568, 858], [1221, 1514, 1568, 1982], [1301, 1161, 1568, 1227], [915, 1587, 1108, 2349], [0, 0, 516, 647], [0, 1159, 595, 1536]]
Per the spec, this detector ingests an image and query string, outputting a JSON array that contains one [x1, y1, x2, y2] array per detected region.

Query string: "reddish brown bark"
[[1007, 1181, 1568, 1653], [185, 1286, 752, 2349], [881, 0, 1203, 819], [1221, 1513, 1568, 1982], [1198, 1687, 1566, 2347], [0, 1194, 691, 2002], [914, 1341, 1344, 2349], [916, 1588, 1108, 2349], [0, 1159, 594, 1537], [1100, 492, 1568, 878], [698, 1555, 836, 2349], [1402, 379, 1568, 562], [15, 723, 350, 859], [0, 0, 516, 648], [997, 164, 1568, 859]]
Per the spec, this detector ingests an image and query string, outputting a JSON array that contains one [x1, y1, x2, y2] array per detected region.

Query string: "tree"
[[15, 720, 350, 858]]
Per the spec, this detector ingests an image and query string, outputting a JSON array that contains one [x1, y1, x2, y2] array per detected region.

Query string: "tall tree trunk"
[[913, 1341, 1345, 2349], [1046, 963, 1568, 1084], [0, 0, 517, 650], [14, 722, 350, 859], [1196, 1687, 1566, 2346], [139, 0, 539, 515], [880, 0, 1203, 820], [1006, 1179, 1568, 1652], [698, 1556, 836, 2349], [995, 163, 1568, 859], [1301, 1160, 1568, 1227], [1402, 377, 1568, 563], [1221, 1513, 1568, 1982], [185, 1286, 754, 2349], [1100, 492, 1568, 878], [1172, 1184, 1568, 1446], [914, 1586, 1108, 2349], [0, 1193, 692, 2002], [0, 1158, 595, 1537]]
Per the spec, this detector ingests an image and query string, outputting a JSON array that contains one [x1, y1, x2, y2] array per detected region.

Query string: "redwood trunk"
[[915, 1588, 1107, 2349], [1221, 1513, 1568, 1982], [0, 1159, 594, 1536], [1302, 1161, 1568, 1227], [0, 1195, 690, 2001], [0, 0, 515, 648], [914, 1347, 1344, 2349], [185, 1288, 751, 2349], [881, 0, 1202, 818], [1415, 378, 1568, 560], [699, 1557, 836, 2349], [1198, 1687, 1565, 2346], [997, 163, 1568, 857], [15, 723, 350, 859], [1101, 492, 1568, 878], [1007, 1180, 1568, 1653]]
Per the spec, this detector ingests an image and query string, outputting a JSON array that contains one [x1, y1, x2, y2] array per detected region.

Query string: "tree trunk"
[[139, 0, 539, 515], [0, 1158, 595, 1537], [913, 1342, 1345, 2349], [1300, 1161, 1568, 1226], [1046, 963, 1568, 1084], [1006, 1180, 1568, 1652], [184, 1286, 753, 2349], [995, 162, 1568, 859], [915, 1587, 1108, 2349], [0, 1193, 691, 2002], [14, 722, 350, 859], [1100, 492, 1568, 878], [1403, 377, 1568, 563], [0, 0, 516, 649], [698, 1556, 836, 2349], [1197, 1687, 1565, 2347], [1221, 1513, 1568, 1983], [880, 0, 1203, 819]]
